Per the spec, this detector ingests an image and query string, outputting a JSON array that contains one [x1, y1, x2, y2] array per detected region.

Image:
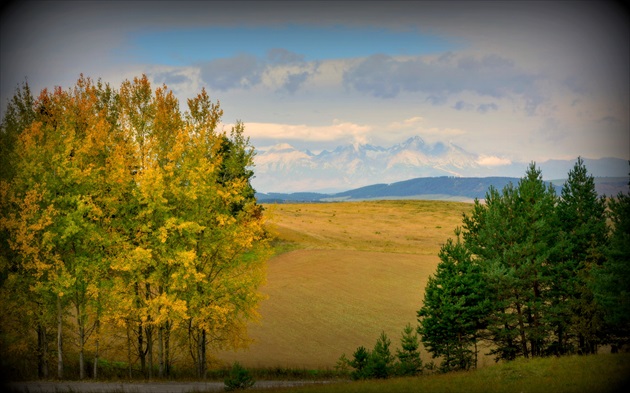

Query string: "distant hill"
[[252, 135, 629, 193], [256, 176, 528, 203], [256, 175, 629, 203]]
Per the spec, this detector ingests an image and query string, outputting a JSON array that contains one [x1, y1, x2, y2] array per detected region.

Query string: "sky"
[[1, 1, 629, 165]]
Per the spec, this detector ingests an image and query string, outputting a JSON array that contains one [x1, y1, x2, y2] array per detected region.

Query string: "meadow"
[[247, 353, 630, 393], [216, 200, 475, 369]]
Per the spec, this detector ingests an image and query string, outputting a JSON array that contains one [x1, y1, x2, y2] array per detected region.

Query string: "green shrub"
[[224, 362, 255, 391]]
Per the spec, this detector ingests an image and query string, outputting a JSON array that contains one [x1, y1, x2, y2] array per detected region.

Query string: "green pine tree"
[[368, 331, 394, 379], [552, 157, 608, 355], [350, 346, 370, 380], [396, 323, 423, 376], [462, 163, 558, 360], [593, 163, 630, 351], [418, 229, 491, 370]]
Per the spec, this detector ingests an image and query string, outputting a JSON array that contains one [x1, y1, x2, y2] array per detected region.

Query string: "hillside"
[[256, 175, 629, 203], [215, 200, 474, 369]]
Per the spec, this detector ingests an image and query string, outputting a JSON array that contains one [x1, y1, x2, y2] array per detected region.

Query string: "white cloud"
[[387, 116, 424, 129], [238, 120, 373, 144], [476, 155, 512, 167]]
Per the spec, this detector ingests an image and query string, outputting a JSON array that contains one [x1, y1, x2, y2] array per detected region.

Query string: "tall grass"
[[248, 353, 630, 393]]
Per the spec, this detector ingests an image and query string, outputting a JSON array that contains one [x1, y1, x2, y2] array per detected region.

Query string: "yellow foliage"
[[1, 74, 271, 375]]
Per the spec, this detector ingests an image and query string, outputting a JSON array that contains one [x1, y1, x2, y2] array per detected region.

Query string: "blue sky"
[[1, 1, 628, 169], [126, 26, 459, 65]]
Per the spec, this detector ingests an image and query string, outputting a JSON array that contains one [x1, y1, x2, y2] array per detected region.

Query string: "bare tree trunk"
[[57, 295, 64, 380]]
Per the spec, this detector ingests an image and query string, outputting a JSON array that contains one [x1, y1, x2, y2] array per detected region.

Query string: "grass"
[[216, 200, 475, 369], [247, 353, 630, 393], [9, 355, 629, 392]]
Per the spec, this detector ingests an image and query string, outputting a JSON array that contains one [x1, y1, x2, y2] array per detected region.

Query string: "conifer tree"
[[461, 163, 558, 360], [553, 157, 608, 354], [396, 323, 423, 376], [368, 331, 394, 379], [350, 346, 370, 380], [594, 163, 630, 351], [418, 229, 491, 370]]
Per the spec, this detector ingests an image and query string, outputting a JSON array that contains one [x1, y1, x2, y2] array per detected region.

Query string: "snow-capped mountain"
[[251, 136, 628, 193]]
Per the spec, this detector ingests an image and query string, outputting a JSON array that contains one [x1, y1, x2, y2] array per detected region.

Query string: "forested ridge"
[[0, 75, 271, 380]]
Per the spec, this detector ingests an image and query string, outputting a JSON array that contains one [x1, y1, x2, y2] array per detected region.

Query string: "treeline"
[[339, 160, 630, 379], [0, 76, 270, 380], [417, 160, 630, 372]]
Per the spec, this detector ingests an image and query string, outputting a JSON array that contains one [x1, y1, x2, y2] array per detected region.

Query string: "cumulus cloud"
[[239, 120, 373, 144], [453, 100, 474, 111], [476, 155, 512, 166], [388, 116, 424, 129], [342, 52, 542, 113], [477, 102, 498, 113], [199, 54, 264, 90], [282, 71, 310, 93], [266, 48, 306, 65], [198, 49, 318, 93]]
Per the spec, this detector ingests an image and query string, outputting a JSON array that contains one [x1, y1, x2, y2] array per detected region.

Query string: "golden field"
[[216, 200, 475, 369]]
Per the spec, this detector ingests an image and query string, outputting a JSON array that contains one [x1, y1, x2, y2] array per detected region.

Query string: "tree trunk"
[[57, 295, 64, 380], [37, 322, 48, 379], [165, 321, 171, 377], [77, 302, 85, 380], [126, 321, 133, 379], [158, 325, 164, 377], [93, 318, 100, 379], [146, 324, 153, 379], [474, 339, 478, 369], [138, 321, 145, 375], [514, 295, 529, 358], [197, 328, 206, 379]]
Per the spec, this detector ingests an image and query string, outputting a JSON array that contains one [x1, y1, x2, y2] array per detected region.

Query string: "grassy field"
[[248, 353, 630, 393], [216, 200, 474, 369]]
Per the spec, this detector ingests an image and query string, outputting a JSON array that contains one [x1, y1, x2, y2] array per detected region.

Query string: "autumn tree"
[[0, 75, 270, 380], [0, 81, 48, 378]]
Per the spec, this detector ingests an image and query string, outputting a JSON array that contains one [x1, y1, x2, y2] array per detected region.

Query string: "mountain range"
[[256, 176, 629, 203], [251, 135, 628, 194]]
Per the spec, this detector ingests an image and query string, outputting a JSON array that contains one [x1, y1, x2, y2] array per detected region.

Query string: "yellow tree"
[[179, 91, 270, 378], [2, 85, 78, 379], [1, 75, 270, 380], [0, 81, 49, 378]]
